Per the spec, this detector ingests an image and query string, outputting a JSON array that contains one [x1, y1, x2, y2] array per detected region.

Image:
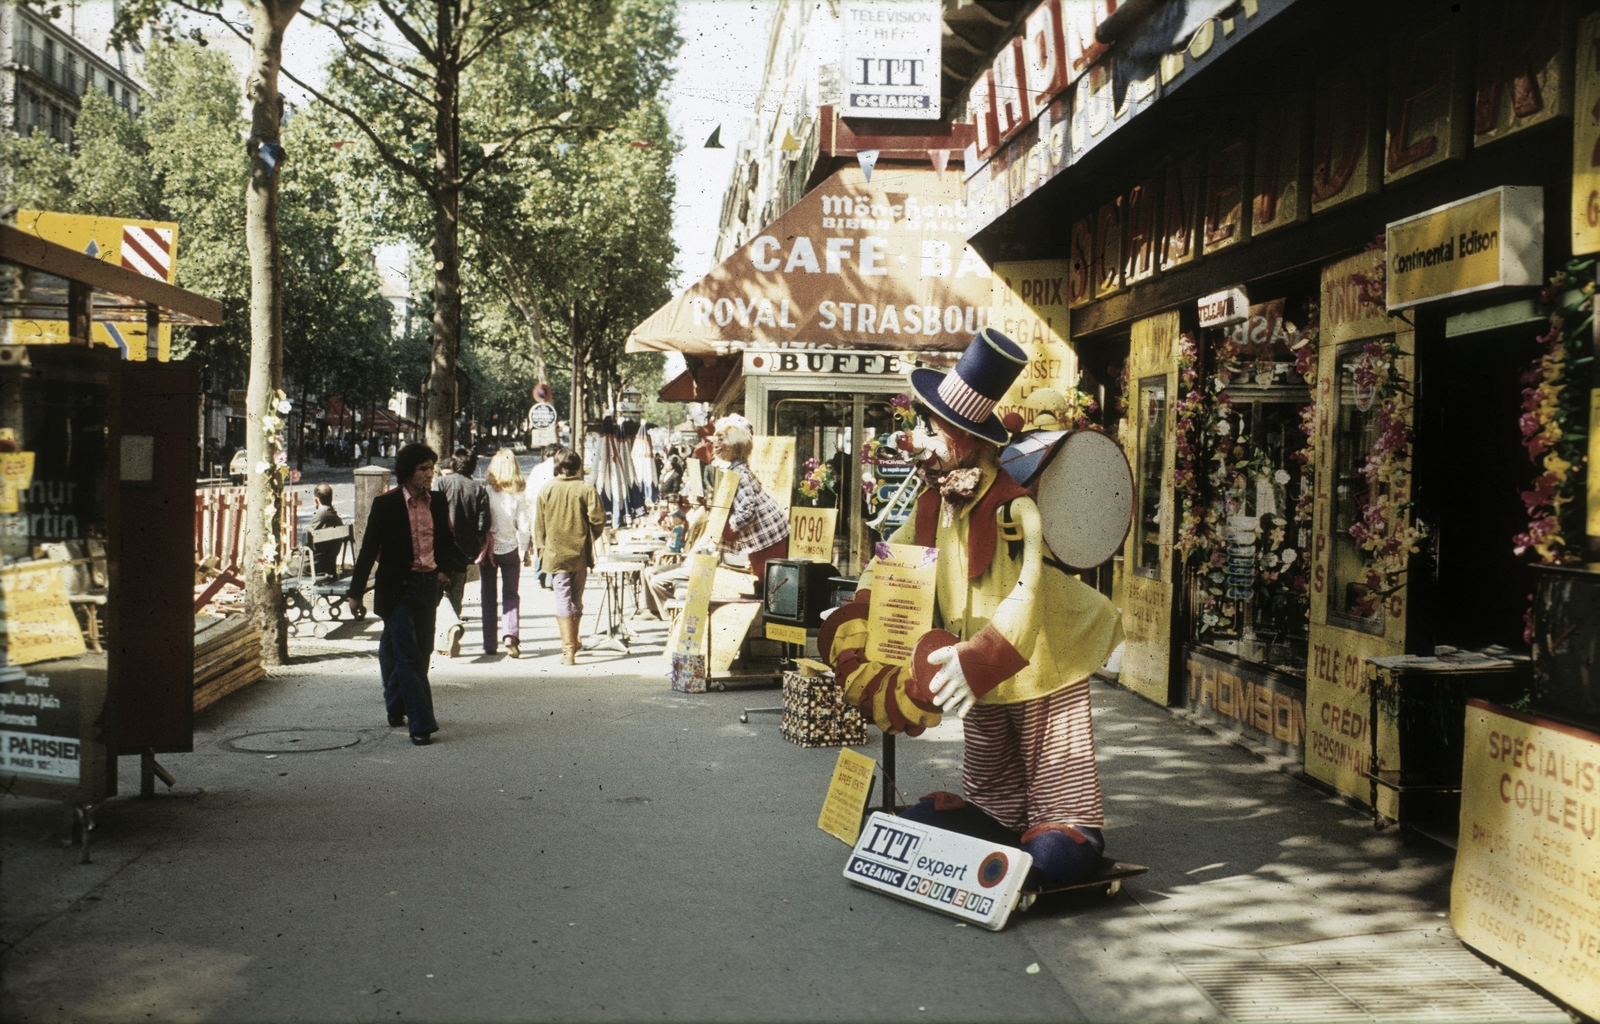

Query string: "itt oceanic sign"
[[1385, 186, 1543, 311], [844, 812, 1032, 930]]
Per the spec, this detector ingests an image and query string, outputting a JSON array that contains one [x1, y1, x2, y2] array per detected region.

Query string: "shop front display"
[[1175, 296, 1315, 752], [1116, 312, 1180, 706], [1304, 249, 1412, 812]]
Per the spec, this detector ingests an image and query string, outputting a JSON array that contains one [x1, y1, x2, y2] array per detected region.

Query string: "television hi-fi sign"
[[841, 2, 941, 120]]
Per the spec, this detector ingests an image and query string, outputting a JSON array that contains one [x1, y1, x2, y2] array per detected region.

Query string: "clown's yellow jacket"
[[853, 459, 1123, 706]]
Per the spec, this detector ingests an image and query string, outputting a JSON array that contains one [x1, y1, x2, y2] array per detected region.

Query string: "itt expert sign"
[[1386, 186, 1543, 310], [844, 812, 1032, 930]]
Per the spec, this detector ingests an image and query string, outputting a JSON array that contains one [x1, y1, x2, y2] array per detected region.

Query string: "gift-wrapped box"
[[780, 668, 867, 747]]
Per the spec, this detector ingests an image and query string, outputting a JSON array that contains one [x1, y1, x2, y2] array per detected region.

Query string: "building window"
[[1135, 376, 1167, 579], [1328, 340, 1387, 633]]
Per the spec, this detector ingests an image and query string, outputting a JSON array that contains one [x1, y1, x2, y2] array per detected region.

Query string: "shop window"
[[1328, 340, 1386, 634], [768, 396, 898, 558], [1134, 376, 1166, 578], [1189, 390, 1312, 669]]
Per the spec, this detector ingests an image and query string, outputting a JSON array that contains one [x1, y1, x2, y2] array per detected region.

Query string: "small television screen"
[[765, 562, 801, 620], [763, 559, 840, 628]]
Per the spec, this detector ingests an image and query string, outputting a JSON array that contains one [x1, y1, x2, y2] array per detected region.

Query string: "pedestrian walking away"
[[347, 443, 467, 745], [433, 447, 489, 657], [526, 445, 560, 590], [533, 448, 604, 665], [482, 448, 534, 658]]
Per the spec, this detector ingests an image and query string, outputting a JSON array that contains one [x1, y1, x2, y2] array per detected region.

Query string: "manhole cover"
[[226, 729, 363, 753]]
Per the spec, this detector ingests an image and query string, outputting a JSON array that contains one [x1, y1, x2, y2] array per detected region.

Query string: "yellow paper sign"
[[788, 507, 838, 563], [1, 562, 88, 665], [865, 543, 938, 667], [818, 748, 877, 845], [1590, 387, 1600, 539], [992, 260, 1076, 432], [766, 621, 807, 645], [0, 453, 36, 514], [748, 436, 796, 514], [666, 470, 740, 659], [1452, 702, 1600, 1017], [1574, 13, 1600, 256]]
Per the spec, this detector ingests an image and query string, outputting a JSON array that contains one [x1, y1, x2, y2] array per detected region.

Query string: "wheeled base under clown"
[[1015, 859, 1147, 912]]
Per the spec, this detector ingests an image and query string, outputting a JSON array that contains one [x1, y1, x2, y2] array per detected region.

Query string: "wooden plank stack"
[[193, 615, 265, 712]]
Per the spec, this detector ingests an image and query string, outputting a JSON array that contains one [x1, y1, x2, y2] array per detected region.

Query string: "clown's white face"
[[916, 416, 986, 472]]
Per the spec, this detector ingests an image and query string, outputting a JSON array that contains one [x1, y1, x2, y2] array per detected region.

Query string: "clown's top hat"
[[908, 328, 1027, 445]]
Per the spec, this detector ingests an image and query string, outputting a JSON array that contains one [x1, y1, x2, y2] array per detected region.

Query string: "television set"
[[762, 559, 840, 629]]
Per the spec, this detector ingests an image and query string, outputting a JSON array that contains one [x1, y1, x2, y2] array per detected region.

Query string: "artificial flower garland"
[[1514, 260, 1593, 568], [256, 389, 295, 580], [1343, 337, 1425, 617]]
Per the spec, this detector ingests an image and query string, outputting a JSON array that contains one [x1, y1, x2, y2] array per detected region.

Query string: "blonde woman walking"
[[482, 449, 533, 658]]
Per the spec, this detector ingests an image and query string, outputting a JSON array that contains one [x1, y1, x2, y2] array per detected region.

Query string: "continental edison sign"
[[626, 166, 991, 356], [1385, 186, 1544, 310]]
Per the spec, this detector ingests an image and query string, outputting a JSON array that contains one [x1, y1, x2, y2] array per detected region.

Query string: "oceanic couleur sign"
[[626, 167, 991, 355], [840, 1, 941, 120], [1385, 187, 1544, 310], [844, 812, 1033, 930], [1452, 701, 1600, 1017]]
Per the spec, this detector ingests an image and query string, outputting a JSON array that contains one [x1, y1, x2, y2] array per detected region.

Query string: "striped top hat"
[[908, 328, 1027, 445]]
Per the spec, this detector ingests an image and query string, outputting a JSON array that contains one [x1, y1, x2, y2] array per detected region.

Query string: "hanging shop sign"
[[741, 350, 916, 376], [1197, 286, 1249, 328], [964, 0, 1293, 238], [840, 1, 941, 120], [626, 167, 991, 356], [1385, 186, 1544, 311], [1452, 700, 1600, 1018]]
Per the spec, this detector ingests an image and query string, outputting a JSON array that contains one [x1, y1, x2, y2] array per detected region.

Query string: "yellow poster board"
[[788, 507, 838, 563], [991, 260, 1075, 431], [818, 748, 877, 845], [0, 453, 37, 514], [1574, 13, 1600, 257], [1, 562, 89, 665], [667, 469, 740, 688], [748, 436, 796, 514], [865, 543, 937, 667], [1452, 702, 1600, 1017], [13, 209, 178, 361]]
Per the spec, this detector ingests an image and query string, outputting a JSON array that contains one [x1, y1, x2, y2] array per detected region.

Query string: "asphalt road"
[[0, 574, 1568, 1022]]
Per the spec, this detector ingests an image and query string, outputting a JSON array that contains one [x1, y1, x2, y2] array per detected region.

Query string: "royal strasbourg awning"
[[626, 165, 994, 357]]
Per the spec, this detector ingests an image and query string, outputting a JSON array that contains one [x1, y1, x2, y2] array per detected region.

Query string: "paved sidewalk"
[[0, 571, 1571, 1022]]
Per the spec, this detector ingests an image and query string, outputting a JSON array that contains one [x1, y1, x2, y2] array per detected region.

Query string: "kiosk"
[[0, 225, 218, 859]]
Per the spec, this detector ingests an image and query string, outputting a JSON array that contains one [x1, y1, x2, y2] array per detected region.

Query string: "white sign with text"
[[844, 812, 1032, 930], [841, 2, 941, 120]]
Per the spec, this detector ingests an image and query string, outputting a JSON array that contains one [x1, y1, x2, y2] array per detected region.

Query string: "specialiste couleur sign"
[[1452, 701, 1600, 1017], [1385, 186, 1543, 310]]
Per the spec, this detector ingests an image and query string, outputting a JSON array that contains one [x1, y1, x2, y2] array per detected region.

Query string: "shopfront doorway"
[[1413, 322, 1538, 652]]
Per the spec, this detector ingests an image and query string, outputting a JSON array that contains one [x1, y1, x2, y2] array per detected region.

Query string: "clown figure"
[[818, 329, 1124, 886]]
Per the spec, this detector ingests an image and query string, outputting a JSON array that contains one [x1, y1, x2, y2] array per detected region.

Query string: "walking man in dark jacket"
[[348, 443, 467, 746], [432, 447, 489, 657]]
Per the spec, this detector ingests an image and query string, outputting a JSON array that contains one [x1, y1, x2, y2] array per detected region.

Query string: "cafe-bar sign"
[[1385, 186, 1543, 310]]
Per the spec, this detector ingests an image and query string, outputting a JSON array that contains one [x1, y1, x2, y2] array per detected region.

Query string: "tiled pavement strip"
[[0, 571, 1574, 1022]]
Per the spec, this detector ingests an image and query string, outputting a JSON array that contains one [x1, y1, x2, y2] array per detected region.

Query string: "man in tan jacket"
[[533, 448, 604, 664]]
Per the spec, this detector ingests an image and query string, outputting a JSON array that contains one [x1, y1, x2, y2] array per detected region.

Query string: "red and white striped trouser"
[[960, 679, 1105, 833]]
